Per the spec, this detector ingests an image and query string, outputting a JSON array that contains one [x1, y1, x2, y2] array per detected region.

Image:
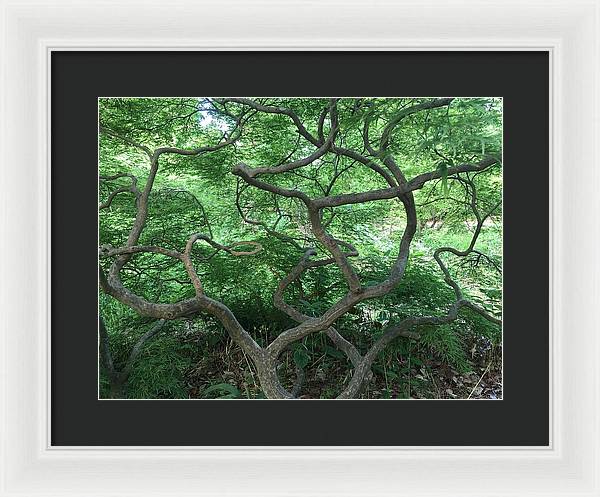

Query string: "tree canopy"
[[99, 97, 502, 399]]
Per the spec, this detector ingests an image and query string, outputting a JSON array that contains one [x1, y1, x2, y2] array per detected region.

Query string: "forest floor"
[[182, 333, 502, 400]]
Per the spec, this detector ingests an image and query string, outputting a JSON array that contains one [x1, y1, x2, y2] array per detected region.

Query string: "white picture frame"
[[1, 0, 598, 495]]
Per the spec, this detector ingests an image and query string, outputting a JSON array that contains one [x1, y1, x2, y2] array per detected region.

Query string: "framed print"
[[1, 1, 599, 496]]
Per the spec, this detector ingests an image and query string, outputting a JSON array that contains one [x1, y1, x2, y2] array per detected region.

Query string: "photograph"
[[98, 96, 503, 400]]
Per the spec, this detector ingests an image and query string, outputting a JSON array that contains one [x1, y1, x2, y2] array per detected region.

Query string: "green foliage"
[[99, 97, 502, 399], [99, 295, 192, 399], [419, 324, 471, 374], [202, 383, 241, 399], [125, 337, 192, 399], [436, 161, 449, 196], [293, 345, 311, 369]]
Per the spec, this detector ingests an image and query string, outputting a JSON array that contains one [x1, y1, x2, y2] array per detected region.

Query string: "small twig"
[[467, 360, 492, 399], [241, 348, 258, 391], [425, 367, 441, 398]]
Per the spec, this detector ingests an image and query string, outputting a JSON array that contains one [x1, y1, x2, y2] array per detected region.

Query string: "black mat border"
[[51, 51, 549, 446]]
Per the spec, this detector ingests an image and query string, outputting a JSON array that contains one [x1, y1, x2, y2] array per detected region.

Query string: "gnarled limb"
[[99, 173, 141, 209], [213, 97, 321, 147], [312, 156, 500, 209], [100, 97, 502, 399], [378, 98, 454, 152]]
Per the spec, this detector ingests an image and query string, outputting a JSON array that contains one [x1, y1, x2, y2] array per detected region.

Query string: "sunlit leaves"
[[99, 97, 502, 398]]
